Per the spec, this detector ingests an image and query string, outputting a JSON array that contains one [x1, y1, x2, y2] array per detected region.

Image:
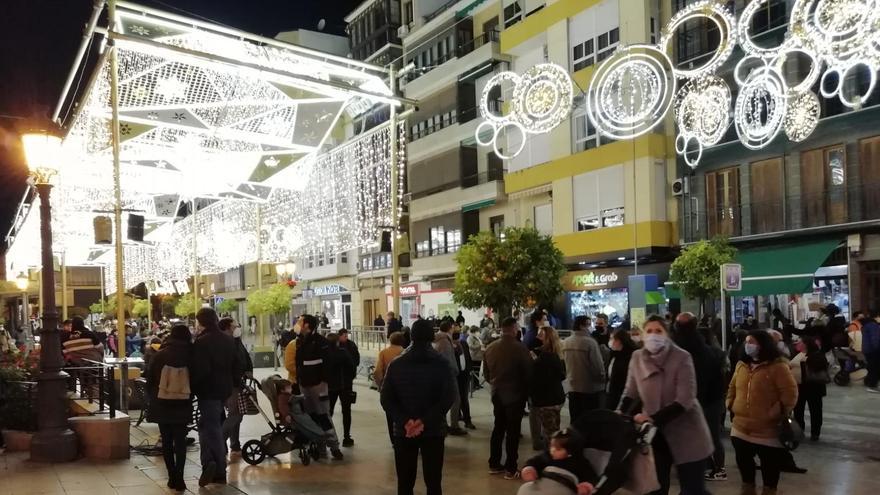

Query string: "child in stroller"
[[240, 375, 326, 466], [519, 429, 597, 495]]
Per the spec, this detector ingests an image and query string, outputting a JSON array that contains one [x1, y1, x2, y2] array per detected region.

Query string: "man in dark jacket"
[[863, 313, 880, 392], [387, 311, 403, 337], [219, 317, 253, 453], [334, 328, 360, 446], [381, 318, 456, 495], [296, 314, 343, 460], [483, 317, 534, 479], [191, 307, 239, 486]]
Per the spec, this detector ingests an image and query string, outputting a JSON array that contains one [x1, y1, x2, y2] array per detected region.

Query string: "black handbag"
[[778, 412, 804, 451], [349, 389, 358, 405]]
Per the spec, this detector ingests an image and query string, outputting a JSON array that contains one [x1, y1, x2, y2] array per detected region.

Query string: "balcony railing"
[[682, 182, 880, 242], [403, 30, 500, 83], [410, 170, 505, 201], [409, 101, 499, 142]]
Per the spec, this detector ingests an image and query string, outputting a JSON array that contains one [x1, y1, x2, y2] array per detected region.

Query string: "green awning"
[[456, 0, 488, 18], [462, 198, 495, 212], [734, 239, 841, 296]]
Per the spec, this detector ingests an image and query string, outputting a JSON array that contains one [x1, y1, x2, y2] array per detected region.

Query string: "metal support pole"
[[100, 265, 105, 315], [720, 264, 728, 350], [256, 205, 265, 347], [61, 252, 68, 321], [389, 65, 401, 318], [192, 199, 200, 320], [21, 291, 30, 351], [108, 0, 128, 413]]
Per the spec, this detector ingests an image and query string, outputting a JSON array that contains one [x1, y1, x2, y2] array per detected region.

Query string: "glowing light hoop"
[[784, 91, 821, 142], [660, 0, 737, 78], [839, 62, 878, 107], [735, 67, 788, 150], [738, 0, 788, 57], [494, 121, 528, 161], [512, 63, 574, 133], [771, 46, 823, 95], [480, 71, 520, 123], [673, 76, 731, 148]]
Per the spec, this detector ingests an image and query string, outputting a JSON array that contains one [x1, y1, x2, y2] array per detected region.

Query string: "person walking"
[[191, 308, 239, 487], [387, 311, 403, 338], [862, 312, 880, 392], [455, 311, 466, 327], [466, 326, 484, 390], [618, 315, 713, 495], [326, 332, 358, 447], [791, 337, 828, 441], [220, 317, 252, 454], [483, 317, 534, 479], [375, 331, 407, 442], [529, 326, 566, 450], [606, 328, 638, 411], [434, 321, 467, 435], [296, 314, 344, 460], [336, 328, 360, 446], [146, 325, 193, 492], [673, 313, 728, 482], [562, 315, 606, 422], [455, 327, 476, 430], [381, 319, 456, 495], [727, 330, 799, 495]]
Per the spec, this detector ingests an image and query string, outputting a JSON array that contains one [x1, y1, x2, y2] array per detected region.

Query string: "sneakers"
[[504, 470, 520, 480], [448, 427, 469, 436], [488, 465, 505, 475], [705, 468, 728, 481], [198, 461, 216, 487], [342, 437, 355, 447], [867, 387, 880, 394], [330, 448, 344, 460]]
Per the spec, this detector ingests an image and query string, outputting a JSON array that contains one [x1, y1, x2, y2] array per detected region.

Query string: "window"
[[503, 1, 523, 28], [430, 226, 446, 255], [801, 145, 847, 227], [341, 252, 348, 264], [328, 253, 336, 264], [446, 229, 462, 252], [416, 240, 430, 258], [572, 96, 612, 152], [490, 215, 505, 238], [572, 39, 594, 71], [404, 1, 413, 25], [573, 165, 625, 232], [534, 204, 553, 236], [705, 167, 740, 237], [860, 136, 880, 217], [571, 29, 618, 72], [750, 158, 785, 234], [307, 253, 315, 268]]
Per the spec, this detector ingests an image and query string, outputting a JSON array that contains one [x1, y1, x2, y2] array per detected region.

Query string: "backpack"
[[158, 365, 191, 400]]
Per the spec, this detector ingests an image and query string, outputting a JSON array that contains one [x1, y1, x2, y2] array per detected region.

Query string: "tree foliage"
[[89, 293, 135, 317], [215, 298, 238, 314], [131, 299, 150, 318], [246, 283, 292, 317], [174, 295, 200, 318], [669, 237, 737, 308], [452, 227, 565, 317]]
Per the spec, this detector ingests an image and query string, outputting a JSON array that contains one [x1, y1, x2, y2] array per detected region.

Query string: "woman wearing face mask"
[[727, 330, 798, 495], [606, 329, 638, 411], [628, 324, 643, 347], [618, 315, 713, 495], [220, 317, 253, 453], [790, 337, 827, 441]]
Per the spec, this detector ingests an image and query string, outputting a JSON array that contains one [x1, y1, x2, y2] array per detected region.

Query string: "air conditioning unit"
[[398, 25, 409, 37], [672, 177, 689, 197]]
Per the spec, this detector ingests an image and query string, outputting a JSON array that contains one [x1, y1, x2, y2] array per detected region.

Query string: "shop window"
[[430, 226, 446, 255], [573, 165, 625, 232], [416, 240, 430, 258], [705, 167, 741, 237], [446, 229, 462, 253], [801, 144, 847, 227]]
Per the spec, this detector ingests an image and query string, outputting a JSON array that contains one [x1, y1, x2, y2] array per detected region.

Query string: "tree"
[[89, 293, 134, 317], [131, 299, 150, 318], [246, 283, 292, 318], [669, 237, 737, 314], [215, 298, 238, 315], [174, 295, 200, 318], [453, 226, 566, 320]]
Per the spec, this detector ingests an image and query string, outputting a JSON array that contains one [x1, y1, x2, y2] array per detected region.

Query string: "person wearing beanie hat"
[[381, 318, 456, 495]]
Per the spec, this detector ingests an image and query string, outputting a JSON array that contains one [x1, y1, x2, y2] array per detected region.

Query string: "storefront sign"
[[314, 284, 348, 296], [722, 263, 742, 291], [567, 270, 621, 290], [399, 285, 420, 297]]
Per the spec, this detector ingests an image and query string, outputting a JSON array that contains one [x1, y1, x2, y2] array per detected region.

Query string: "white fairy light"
[[673, 76, 730, 147], [660, 0, 737, 79], [735, 66, 788, 150], [587, 45, 676, 140], [784, 91, 821, 142]]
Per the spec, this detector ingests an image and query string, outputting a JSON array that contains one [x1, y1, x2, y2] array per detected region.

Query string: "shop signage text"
[[399, 285, 419, 297], [314, 284, 348, 296], [571, 271, 619, 289]]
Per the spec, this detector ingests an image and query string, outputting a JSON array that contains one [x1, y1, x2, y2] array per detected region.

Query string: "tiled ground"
[[3, 366, 880, 494]]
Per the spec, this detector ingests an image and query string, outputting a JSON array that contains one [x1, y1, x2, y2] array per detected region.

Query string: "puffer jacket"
[[296, 331, 330, 387], [380, 344, 456, 437], [191, 328, 238, 401], [530, 350, 566, 407], [726, 358, 798, 439], [146, 339, 194, 425], [561, 331, 606, 394]]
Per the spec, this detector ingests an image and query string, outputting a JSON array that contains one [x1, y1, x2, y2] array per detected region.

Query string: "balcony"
[[682, 182, 880, 243], [404, 30, 504, 100], [409, 172, 504, 221], [409, 101, 498, 142]]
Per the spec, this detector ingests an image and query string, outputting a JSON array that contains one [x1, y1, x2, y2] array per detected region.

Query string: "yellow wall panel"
[[553, 221, 674, 258], [500, 0, 603, 52]]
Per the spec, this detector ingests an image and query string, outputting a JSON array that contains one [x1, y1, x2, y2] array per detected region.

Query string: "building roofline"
[[344, 0, 382, 23]]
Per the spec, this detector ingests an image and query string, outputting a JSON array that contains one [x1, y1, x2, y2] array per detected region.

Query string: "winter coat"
[[325, 345, 357, 392], [862, 319, 880, 355], [296, 331, 331, 387], [561, 331, 606, 394], [380, 344, 456, 437], [146, 339, 194, 425], [675, 336, 726, 405], [284, 337, 297, 384], [340, 340, 361, 383], [191, 328, 238, 401], [433, 332, 459, 375], [466, 333, 484, 361], [622, 344, 713, 465], [457, 339, 473, 378], [530, 350, 566, 407], [233, 338, 253, 387], [726, 358, 799, 439], [374, 344, 404, 388], [387, 317, 403, 337], [483, 335, 533, 405], [606, 347, 634, 410]]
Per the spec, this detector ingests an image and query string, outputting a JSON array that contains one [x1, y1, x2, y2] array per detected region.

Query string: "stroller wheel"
[[242, 440, 266, 465], [309, 443, 321, 460], [300, 448, 311, 466]]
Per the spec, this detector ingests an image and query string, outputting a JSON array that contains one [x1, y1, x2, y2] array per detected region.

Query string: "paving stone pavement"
[[3, 366, 880, 494]]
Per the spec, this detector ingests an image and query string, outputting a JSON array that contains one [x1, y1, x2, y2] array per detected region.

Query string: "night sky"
[[0, 0, 362, 247]]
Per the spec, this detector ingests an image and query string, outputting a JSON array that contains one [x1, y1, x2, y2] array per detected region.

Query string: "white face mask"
[[233, 327, 242, 339], [631, 335, 642, 344], [644, 333, 668, 353]]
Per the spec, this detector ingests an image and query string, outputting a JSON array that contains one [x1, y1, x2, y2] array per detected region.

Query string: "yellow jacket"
[[284, 340, 297, 384], [727, 359, 798, 438], [374, 345, 404, 387]]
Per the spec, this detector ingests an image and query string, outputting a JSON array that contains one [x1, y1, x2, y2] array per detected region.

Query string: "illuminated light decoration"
[[838, 62, 878, 107], [734, 67, 788, 150], [587, 44, 676, 140], [770, 46, 823, 95], [738, 0, 789, 57], [784, 91, 821, 142], [660, 0, 737, 79], [673, 76, 731, 168], [475, 64, 573, 159], [675, 133, 703, 169]]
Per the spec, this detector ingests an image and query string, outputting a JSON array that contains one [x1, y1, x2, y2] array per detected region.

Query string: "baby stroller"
[[240, 375, 325, 466], [832, 347, 868, 385]]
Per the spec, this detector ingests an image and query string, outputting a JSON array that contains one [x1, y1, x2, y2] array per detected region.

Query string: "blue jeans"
[[198, 399, 226, 473]]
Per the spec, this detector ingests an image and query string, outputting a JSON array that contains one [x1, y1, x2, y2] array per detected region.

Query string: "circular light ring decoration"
[[784, 91, 821, 142], [839, 61, 878, 107], [790, 0, 880, 66], [480, 71, 520, 123], [734, 67, 788, 150], [512, 64, 574, 133], [493, 121, 528, 160], [673, 76, 731, 148], [734, 55, 771, 87], [738, 0, 788, 57], [587, 44, 676, 140], [475, 120, 497, 147], [675, 133, 703, 169], [770, 44, 824, 95], [820, 66, 843, 98], [660, 0, 737, 78]]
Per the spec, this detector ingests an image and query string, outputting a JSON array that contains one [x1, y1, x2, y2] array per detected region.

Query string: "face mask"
[[776, 341, 786, 352], [644, 334, 668, 353], [631, 335, 642, 344], [745, 343, 760, 359], [611, 340, 623, 352], [233, 327, 242, 339]]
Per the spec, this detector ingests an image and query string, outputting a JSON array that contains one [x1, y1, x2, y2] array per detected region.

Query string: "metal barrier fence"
[[65, 359, 116, 418]]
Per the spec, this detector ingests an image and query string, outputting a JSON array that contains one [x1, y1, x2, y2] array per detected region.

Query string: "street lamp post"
[[20, 122, 78, 462], [14, 272, 30, 351]]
